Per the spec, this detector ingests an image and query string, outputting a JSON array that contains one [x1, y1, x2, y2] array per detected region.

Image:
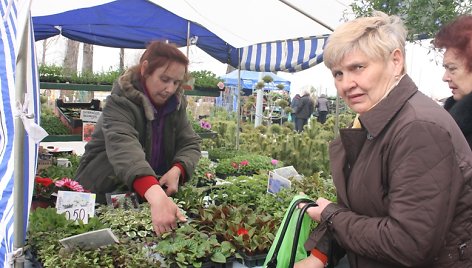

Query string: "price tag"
[[56, 191, 96, 224]]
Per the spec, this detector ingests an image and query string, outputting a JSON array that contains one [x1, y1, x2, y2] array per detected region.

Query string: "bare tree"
[[61, 39, 80, 101], [82, 43, 94, 73], [82, 43, 94, 101], [119, 48, 125, 72], [63, 39, 80, 75], [40, 36, 60, 65]]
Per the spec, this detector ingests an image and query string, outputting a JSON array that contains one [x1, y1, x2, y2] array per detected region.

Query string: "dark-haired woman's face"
[[442, 49, 472, 101], [141, 61, 185, 106]]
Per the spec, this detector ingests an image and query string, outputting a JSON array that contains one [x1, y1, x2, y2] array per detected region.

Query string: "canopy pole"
[[278, 0, 340, 136], [236, 49, 241, 150], [186, 21, 190, 58], [278, 0, 334, 32], [14, 5, 32, 268]]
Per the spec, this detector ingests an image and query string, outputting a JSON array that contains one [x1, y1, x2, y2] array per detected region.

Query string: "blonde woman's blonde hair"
[[323, 11, 407, 75]]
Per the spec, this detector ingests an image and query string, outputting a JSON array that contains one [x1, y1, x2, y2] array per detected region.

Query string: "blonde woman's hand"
[[294, 255, 325, 268], [298, 197, 332, 222]]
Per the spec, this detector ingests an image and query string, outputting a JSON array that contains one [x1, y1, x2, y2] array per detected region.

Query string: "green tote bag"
[[264, 195, 317, 268]]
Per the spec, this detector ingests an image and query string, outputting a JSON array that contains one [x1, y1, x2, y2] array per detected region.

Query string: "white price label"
[[56, 191, 96, 224]]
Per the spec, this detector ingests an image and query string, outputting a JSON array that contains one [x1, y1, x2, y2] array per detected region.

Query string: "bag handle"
[[266, 197, 317, 268], [289, 202, 318, 267]]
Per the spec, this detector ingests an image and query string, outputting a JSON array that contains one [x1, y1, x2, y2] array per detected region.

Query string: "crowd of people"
[[73, 11, 472, 268]]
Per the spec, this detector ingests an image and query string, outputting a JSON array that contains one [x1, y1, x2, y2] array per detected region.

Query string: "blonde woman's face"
[[442, 49, 472, 101], [141, 61, 185, 106], [331, 49, 400, 114]]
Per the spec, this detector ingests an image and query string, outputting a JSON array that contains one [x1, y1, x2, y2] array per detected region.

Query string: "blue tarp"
[[217, 70, 291, 112], [221, 70, 291, 93]]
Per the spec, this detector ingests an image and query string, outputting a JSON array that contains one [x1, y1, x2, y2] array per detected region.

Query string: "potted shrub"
[[215, 154, 282, 179]]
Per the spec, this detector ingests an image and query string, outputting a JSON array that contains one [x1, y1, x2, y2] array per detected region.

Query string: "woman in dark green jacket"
[[75, 41, 201, 235]]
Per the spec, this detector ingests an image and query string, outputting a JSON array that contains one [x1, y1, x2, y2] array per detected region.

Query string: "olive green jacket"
[[75, 66, 201, 202]]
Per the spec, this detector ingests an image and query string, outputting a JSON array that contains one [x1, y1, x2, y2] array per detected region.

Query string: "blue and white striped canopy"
[[230, 36, 328, 73], [0, 0, 40, 265], [31, 0, 342, 73]]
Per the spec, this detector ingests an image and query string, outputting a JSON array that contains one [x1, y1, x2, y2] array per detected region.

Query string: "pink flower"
[[240, 160, 249, 166], [271, 159, 279, 166], [217, 81, 225, 90], [205, 172, 214, 179], [200, 120, 211, 130], [55, 178, 85, 192]]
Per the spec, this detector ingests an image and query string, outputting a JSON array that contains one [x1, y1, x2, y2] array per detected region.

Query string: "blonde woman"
[[296, 11, 472, 268]]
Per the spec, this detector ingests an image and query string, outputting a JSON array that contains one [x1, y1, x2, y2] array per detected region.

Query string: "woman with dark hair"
[[434, 15, 472, 148], [75, 41, 201, 235]]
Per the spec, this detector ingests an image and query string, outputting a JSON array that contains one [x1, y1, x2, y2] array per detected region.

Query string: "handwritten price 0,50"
[[64, 208, 87, 222]]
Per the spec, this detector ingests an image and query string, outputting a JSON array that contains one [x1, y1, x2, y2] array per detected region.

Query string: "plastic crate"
[[55, 99, 101, 134], [237, 252, 267, 268]]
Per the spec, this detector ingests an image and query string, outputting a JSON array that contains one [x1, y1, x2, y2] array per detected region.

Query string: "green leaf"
[[211, 252, 227, 263]]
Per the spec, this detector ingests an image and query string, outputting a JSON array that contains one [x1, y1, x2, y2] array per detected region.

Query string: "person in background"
[[293, 87, 314, 132], [295, 11, 472, 268], [433, 15, 472, 148], [75, 41, 202, 235], [315, 94, 330, 124], [290, 93, 301, 122]]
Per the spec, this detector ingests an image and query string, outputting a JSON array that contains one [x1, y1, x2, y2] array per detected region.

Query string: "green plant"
[[38, 64, 65, 83], [190, 157, 217, 187], [349, 0, 471, 41], [215, 154, 282, 178], [38, 154, 81, 179], [27, 207, 107, 266], [40, 112, 70, 135], [190, 70, 223, 89], [27, 205, 163, 267], [154, 223, 236, 267], [208, 147, 246, 162], [196, 204, 277, 256], [96, 204, 155, 243], [39, 64, 121, 85]]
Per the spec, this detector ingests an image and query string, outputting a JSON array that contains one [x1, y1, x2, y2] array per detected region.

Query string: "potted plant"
[[32, 176, 86, 210], [154, 223, 236, 268], [215, 154, 282, 179], [191, 118, 217, 139], [26, 207, 162, 267]]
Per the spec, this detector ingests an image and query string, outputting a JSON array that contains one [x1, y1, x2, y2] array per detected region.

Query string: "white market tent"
[[0, 0, 350, 266]]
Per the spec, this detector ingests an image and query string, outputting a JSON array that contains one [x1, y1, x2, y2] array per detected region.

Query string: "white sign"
[[267, 171, 292, 195], [56, 191, 96, 224], [273, 165, 303, 181], [80, 110, 102, 123], [59, 228, 119, 250]]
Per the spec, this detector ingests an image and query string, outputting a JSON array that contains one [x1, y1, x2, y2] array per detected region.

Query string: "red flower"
[[240, 160, 249, 166], [35, 177, 53, 187], [231, 162, 239, 169], [237, 227, 249, 236]]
